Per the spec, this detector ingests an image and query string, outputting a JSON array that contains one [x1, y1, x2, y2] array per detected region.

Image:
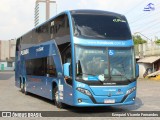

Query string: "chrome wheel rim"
[[24, 83, 26, 92], [55, 91, 58, 103], [21, 83, 23, 89]]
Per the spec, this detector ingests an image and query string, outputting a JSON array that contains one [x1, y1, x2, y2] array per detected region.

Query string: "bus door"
[[60, 44, 73, 105], [41, 41, 64, 100], [50, 41, 73, 104]]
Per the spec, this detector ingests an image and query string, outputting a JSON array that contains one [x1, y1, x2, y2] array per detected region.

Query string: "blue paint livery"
[[74, 37, 134, 47], [15, 10, 137, 107]]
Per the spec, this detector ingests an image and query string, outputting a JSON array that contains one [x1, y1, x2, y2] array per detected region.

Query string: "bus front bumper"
[[73, 91, 136, 107]]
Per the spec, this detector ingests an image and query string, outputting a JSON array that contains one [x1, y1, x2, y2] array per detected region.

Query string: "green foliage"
[[133, 35, 147, 45], [155, 39, 160, 44]]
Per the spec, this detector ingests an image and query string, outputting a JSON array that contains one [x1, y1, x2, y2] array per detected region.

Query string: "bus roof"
[[16, 9, 124, 41], [70, 9, 124, 17]]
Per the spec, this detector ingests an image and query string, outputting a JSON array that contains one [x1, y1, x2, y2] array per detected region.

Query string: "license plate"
[[104, 99, 115, 104]]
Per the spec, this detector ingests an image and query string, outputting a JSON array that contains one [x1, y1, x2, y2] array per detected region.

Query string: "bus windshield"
[[75, 45, 135, 82], [71, 14, 132, 40]]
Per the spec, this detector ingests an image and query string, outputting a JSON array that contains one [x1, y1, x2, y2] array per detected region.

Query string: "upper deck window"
[[71, 14, 132, 40]]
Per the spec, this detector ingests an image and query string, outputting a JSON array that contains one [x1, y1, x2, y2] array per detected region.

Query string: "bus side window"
[[47, 56, 57, 77], [62, 47, 71, 64]]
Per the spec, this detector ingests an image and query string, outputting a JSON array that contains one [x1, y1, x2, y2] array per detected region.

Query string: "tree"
[[155, 38, 160, 44], [132, 35, 147, 45]]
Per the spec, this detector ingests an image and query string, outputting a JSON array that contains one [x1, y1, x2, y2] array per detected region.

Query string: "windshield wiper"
[[113, 74, 132, 83], [79, 73, 97, 76], [104, 75, 112, 81]]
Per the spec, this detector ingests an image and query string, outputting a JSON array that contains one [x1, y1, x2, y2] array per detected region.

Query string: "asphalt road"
[[0, 71, 160, 119]]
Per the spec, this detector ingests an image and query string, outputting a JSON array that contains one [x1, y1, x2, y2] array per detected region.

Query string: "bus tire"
[[54, 87, 65, 109], [24, 81, 28, 95], [20, 81, 24, 93]]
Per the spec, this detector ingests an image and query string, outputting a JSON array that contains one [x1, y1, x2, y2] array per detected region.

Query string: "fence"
[[135, 42, 160, 58]]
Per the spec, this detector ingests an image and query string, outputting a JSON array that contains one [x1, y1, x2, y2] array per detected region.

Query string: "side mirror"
[[63, 63, 71, 77], [136, 63, 139, 78]]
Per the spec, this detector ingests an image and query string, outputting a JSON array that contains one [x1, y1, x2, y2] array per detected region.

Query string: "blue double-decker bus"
[[15, 10, 138, 108]]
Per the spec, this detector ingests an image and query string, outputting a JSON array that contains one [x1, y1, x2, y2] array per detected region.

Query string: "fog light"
[[78, 99, 82, 103]]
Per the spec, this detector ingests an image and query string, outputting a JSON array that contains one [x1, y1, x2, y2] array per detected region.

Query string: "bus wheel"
[[54, 87, 65, 109], [24, 82, 28, 95], [20, 82, 24, 93]]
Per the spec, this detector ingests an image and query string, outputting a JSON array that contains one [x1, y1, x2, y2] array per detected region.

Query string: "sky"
[[0, 0, 160, 41]]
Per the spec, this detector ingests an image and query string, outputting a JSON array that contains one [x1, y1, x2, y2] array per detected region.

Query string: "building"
[[135, 42, 160, 78], [0, 39, 16, 71], [35, 0, 57, 26]]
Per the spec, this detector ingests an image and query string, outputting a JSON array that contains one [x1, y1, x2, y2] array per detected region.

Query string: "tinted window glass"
[[47, 56, 57, 77], [26, 56, 57, 77], [72, 14, 132, 40], [54, 15, 71, 45], [26, 57, 46, 76], [20, 14, 71, 50]]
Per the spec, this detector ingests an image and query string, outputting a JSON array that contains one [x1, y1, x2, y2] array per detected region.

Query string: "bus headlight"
[[76, 87, 92, 96], [126, 87, 136, 95]]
